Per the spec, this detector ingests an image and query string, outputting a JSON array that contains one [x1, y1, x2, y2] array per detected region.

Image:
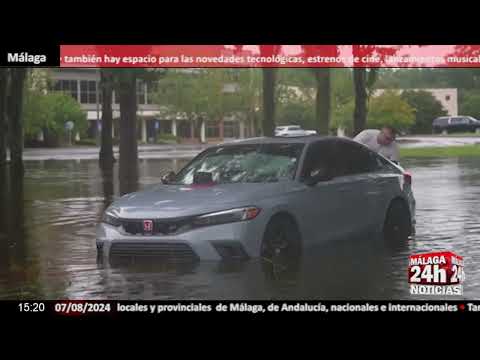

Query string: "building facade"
[[49, 69, 255, 144]]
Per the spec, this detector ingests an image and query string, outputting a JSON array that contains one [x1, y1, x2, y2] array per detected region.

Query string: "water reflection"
[[0, 157, 479, 300]]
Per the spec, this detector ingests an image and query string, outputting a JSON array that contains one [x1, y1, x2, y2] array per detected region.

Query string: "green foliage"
[[156, 133, 179, 143], [401, 90, 448, 133], [459, 91, 480, 120], [75, 138, 97, 146], [276, 85, 315, 129], [376, 69, 480, 90], [277, 68, 316, 87], [367, 90, 415, 131], [155, 69, 260, 125], [24, 91, 87, 139], [332, 99, 355, 134], [400, 145, 480, 158]]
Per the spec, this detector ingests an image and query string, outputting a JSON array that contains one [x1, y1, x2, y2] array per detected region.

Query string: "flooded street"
[[1, 156, 479, 300]]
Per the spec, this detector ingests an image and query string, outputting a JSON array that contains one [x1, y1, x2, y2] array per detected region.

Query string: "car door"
[[368, 152, 406, 226], [332, 139, 381, 237], [295, 140, 346, 245]]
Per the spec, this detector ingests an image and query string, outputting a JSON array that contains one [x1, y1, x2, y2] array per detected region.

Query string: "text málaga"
[[7, 52, 46, 64]]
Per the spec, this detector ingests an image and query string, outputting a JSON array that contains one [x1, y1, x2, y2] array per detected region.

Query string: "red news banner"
[[60, 45, 480, 68]]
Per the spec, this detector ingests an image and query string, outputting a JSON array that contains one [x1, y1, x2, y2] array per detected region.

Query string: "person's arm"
[[390, 142, 400, 163], [353, 130, 367, 143]]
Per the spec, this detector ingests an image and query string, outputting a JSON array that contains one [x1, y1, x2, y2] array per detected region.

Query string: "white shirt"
[[353, 129, 399, 162]]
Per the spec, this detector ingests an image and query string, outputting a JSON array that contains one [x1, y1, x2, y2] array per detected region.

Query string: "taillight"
[[403, 172, 412, 186]]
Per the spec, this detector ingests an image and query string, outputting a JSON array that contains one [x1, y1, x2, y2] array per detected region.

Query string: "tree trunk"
[[0, 69, 8, 167], [118, 72, 138, 195], [7, 68, 27, 172], [262, 68, 277, 137], [314, 68, 331, 135], [0, 165, 8, 266], [353, 68, 368, 136], [99, 70, 115, 167]]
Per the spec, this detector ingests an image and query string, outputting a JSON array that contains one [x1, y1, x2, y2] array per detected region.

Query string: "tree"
[[99, 69, 115, 166], [0, 69, 8, 167], [367, 90, 415, 131], [352, 45, 400, 135], [259, 45, 281, 136], [276, 84, 315, 129], [6, 68, 27, 170], [156, 69, 226, 140], [460, 92, 480, 120], [353, 67, 368, 136], [301, 46, 339, 135], [401, 90, 448, 134], [312, 69, 331, 135], [332, 99, 355, 135], [116, 70, 139, 195], [112, 68, 165, 194], [23, 91, 87, 146]]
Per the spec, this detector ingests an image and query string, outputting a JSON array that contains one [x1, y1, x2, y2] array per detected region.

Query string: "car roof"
[[217, 135, 348, 146]]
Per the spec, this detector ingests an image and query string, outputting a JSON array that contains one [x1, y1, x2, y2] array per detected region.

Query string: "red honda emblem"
[[143, 220, 153, 233]]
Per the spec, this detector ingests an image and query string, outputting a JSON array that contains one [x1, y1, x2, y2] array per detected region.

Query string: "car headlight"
[[192, 207, 261, 227], [102, 211, 121, 227]]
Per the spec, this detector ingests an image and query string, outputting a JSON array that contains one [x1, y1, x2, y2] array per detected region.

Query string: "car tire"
[[383, 200, 412, 243], [261, 214, 302, 264]]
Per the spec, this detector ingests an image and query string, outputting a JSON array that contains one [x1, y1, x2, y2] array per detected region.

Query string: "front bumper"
[[96, 219, 264, 261]]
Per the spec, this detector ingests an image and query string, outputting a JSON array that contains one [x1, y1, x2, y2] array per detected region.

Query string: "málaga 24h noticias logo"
[[408, 251, 465, 296]]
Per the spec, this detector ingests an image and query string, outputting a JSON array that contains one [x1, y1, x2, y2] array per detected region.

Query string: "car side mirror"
[[304, 168, 334, 186], [161, 171, 176, 184]]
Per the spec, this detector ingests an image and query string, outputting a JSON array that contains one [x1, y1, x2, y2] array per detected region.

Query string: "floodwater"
[[1, 156, 479, 300]]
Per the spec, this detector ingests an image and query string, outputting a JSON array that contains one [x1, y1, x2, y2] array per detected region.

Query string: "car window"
[[173, 143, 305, 184], [451, 117, 467, 124], [335, 141, 377, 176], [300, 141, 337, 180], [288, 126, 301, 130], [433, 117, 448, 126]]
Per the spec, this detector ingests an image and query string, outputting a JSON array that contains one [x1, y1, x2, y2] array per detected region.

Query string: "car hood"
[[108, 182, 294, 219]]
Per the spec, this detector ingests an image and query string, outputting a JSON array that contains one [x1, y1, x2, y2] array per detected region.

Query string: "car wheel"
[[261, 214, 301, 264], [383, 200, 412, 243]]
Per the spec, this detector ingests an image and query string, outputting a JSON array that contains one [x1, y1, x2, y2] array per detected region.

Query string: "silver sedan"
[[97, 136, 415, 262]]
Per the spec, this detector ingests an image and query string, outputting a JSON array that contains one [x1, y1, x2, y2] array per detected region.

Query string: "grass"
[[400, 145, 480, 158], [433, 132, 480, 137], [403, 132, 480, 138]]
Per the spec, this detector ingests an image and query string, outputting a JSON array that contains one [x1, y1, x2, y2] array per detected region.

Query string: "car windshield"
[[171, 143, 305, 185]]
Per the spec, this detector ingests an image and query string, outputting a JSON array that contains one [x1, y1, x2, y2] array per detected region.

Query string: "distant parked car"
[[432, 116, 480, 134], [275, 125, 316, 137]]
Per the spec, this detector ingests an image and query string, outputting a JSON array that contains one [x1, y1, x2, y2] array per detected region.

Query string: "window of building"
[[206, 121, 220, 138], [223, 121, 239, 138], [80, 80, 98, 104], [177, 121, 192, 138], [53, 80, 78, 100]]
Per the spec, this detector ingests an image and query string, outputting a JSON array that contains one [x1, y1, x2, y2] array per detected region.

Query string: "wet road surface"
[[0, 157, 479, 300]]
